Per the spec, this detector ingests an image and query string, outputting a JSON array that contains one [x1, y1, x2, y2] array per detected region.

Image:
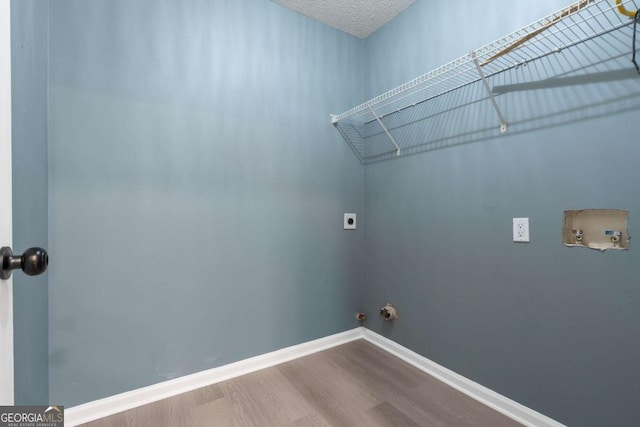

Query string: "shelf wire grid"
[[333, 0, 640, 164]]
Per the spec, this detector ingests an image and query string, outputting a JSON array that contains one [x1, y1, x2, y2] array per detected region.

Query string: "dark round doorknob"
[[1, 246, 49, 280], [21, 247, 49, 276]]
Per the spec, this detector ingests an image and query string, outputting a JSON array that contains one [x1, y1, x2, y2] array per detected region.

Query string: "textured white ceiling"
[[271, 0, 415, 39]]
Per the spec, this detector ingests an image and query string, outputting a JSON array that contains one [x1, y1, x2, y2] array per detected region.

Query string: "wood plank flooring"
[[80, 340, 522, 427]]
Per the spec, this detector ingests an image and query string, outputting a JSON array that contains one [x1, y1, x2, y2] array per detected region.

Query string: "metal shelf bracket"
[[368, 106, 401, 156], [472, 52, 507, 133]]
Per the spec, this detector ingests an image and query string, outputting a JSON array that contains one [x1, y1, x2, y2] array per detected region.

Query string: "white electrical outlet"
[[513, 218, 530, 242], [344, 213, 356, 230]]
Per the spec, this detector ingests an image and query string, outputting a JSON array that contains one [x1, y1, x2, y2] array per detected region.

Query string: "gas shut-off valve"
[[380, 303, 398, 321]]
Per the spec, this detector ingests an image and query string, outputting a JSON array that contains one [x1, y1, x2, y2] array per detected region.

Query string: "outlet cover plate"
[[513, 218, 530, 242], [344, 213, 356, 230]]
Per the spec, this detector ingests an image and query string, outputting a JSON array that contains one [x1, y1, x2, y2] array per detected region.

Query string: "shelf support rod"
[[471, 53, 507, 133], [368, 106, 401, 156]]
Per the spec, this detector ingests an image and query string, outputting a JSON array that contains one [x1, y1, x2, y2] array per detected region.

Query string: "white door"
[[0, 0, 14, 405]]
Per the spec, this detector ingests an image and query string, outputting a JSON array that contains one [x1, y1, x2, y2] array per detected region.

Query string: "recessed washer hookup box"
[[562, 209, 629, 251]]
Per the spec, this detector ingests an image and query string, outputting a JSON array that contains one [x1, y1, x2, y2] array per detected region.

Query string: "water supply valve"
[[572, 229, 584, 243], [605, 230, 622, 244]]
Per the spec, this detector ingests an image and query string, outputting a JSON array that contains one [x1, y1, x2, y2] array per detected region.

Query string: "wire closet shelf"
[[331, 0, 640, 164]]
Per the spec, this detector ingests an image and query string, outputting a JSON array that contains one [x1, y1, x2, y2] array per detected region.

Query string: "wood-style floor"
[[81, 340, 522, 427]]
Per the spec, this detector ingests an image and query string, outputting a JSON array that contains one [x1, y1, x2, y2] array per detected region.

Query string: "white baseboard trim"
[[65, 328, 364, 426], [67, 327, 565, 427], [362, 329, 566, 427]]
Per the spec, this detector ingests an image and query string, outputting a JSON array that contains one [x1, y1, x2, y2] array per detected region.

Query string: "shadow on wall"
[[336, 44, 640, 164]]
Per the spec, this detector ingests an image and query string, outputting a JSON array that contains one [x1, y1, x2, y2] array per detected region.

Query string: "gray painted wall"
[[11, 0, 49, 405], [46, 0, 364, 406], [362, 1, 640, 426]]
